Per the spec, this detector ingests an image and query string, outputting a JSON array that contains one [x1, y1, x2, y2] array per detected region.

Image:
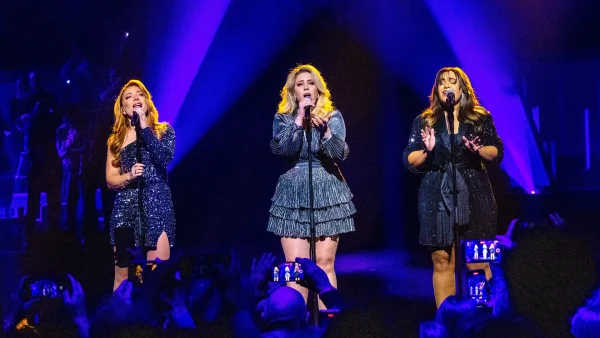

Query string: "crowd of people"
[[0, 214, 598, 337], [419, 214, 600, 337]]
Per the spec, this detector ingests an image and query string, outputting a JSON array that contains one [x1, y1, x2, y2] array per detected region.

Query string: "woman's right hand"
[[295, 96, 313, 127], [130, 163, 144, 179], [421, 126, 436, 152]]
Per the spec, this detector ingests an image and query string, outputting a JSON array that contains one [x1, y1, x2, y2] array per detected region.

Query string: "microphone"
[[131, 112, 140, 127], [303, 94, 312, 120], [445, 89, 456, 106]]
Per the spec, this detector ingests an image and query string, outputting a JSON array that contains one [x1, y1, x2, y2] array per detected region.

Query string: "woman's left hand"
[[462, 135, 482, 153], [311, 115, 331, 139], [64, 274, 87, 319], [134, 108, 149, 129]]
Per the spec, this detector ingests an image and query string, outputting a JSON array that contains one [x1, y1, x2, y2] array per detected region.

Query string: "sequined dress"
[[110, 125, 176, 248], [402, 114, 503, 247], [268, 110, 356, 237]]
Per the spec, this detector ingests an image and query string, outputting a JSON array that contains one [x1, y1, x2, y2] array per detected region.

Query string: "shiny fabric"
[[403, 114, 503, 247], [110, 125, 176, 248], [268, 110, 356, 237]]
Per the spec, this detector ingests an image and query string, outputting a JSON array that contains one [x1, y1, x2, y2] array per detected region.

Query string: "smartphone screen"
[[467, 269, 489, 305], [272, 262, 304, 283], [29, 279, 65, 299], [462, 239, 501, 263]]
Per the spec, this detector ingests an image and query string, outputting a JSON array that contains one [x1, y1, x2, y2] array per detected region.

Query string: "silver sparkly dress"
[[268, 110, 356, 237], [109, 125, 176, 247]]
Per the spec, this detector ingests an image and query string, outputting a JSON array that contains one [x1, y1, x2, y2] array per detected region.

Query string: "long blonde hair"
[[421, 67, 489, 131], [277, 64, 335, 118], [107, 79, 168, 167]]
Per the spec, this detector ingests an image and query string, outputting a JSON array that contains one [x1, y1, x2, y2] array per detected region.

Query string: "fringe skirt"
[[267, 162, 356, 237]]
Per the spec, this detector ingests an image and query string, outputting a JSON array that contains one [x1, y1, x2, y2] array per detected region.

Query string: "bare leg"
[[281, 237, 310, 303], [113, 232, 171, 292], [147, 232, 171, 272], [316, 236, 339, 309], [146, 231, 171, 262], [432, 246, 456, 308]]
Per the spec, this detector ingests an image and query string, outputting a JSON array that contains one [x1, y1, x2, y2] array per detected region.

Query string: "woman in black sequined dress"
[[403, 67, 503, 308], [106, 80, 176, 291]]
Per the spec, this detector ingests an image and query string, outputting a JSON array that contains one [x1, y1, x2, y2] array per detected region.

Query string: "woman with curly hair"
[[403, 67, 504, 308], [106, 80, 176, 291]]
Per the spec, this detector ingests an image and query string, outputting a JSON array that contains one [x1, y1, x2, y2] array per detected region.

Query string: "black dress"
[[402, 114, 503, 247]]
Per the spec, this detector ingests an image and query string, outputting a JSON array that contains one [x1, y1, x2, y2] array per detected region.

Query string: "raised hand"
[[220, 250, 250, 310], [3, 275, 30, 333], [133, 107, 148, 129], [311, 114, 331, 138], [421, 126, 436, 152], [64, 274, 87, 319], [162, 287, 195, 329], [251, 253, 276, 284], [162, 287, 187, 310], [495, 234, 515, 250], [296, 96, 313, 126], [113, 280, 133, 307], [495, 218, 518, 250], [295, 257, 332, 293], [462, 135, 483, 153], [64, 274, 90, 338], [250, 253, 276, 297]]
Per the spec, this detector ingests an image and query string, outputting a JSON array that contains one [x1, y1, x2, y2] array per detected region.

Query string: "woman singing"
[[106, 80, 176, 291], [403, 67, 503, 308], [268, 64, 356, 307]]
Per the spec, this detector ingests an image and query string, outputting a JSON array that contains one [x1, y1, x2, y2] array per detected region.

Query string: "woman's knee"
[[316, 255, 335, 273], [316, 237, 339, 272], [432, 250, 453, 273]]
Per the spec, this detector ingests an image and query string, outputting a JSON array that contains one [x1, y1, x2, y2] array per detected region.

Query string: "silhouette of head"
[[261, 286, 308, 330]]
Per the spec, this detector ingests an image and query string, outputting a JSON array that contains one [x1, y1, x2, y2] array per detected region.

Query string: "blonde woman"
[[106, 80, 176, 291], [268, 64, 356, 307]]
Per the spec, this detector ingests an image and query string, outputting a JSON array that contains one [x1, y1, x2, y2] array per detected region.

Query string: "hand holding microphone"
[[132, 107, 148, 129], [130, 163, 145, 180], [295, 94, 313, 127]]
